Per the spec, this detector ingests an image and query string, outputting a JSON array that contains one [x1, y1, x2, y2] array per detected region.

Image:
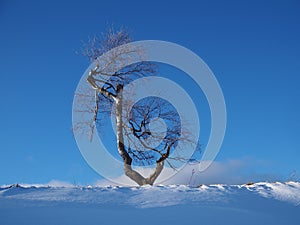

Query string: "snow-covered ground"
[[1, 182, 299, 225]]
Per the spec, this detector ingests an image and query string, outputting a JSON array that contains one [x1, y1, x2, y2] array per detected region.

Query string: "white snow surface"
[[1, 182, 300, 225]]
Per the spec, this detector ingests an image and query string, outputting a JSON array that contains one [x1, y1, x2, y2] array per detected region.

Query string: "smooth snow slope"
[[0, 182, 299, 225]]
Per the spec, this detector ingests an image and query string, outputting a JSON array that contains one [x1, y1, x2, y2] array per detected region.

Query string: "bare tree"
[[75, 27, 194, 185]]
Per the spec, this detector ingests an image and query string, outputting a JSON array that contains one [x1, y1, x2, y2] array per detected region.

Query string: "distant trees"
[[75, 27, 193, 185]]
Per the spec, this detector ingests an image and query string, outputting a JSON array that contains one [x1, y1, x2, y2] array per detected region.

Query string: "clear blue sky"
[[0, 0, 299, 185]]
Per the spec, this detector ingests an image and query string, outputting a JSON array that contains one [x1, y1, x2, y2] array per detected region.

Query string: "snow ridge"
[[1, 182, 300, 208]]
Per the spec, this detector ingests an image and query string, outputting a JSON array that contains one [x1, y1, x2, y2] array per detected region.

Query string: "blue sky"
[[0, 0, 299, 185]]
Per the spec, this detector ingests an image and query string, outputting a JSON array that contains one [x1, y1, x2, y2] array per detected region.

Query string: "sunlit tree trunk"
[[115, 84, 164, 185]]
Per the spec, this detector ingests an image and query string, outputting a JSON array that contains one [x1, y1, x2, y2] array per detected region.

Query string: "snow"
[[0, 182, 300, 225]]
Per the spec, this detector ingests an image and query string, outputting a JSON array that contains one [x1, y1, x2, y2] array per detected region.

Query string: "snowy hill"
[[1, 182, 300, 225]]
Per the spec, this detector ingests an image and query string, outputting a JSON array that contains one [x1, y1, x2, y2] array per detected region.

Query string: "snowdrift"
[[1, 182, 299, 225]]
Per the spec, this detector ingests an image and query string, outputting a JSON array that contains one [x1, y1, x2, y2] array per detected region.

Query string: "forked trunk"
[[115, 84, 164, 186]]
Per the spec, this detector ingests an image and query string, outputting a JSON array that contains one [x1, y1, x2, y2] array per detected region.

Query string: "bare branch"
[[75, 26, 197, 186]]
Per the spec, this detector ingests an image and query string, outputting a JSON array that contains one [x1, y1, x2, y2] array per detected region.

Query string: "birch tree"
[[76, 27, 193, 185]]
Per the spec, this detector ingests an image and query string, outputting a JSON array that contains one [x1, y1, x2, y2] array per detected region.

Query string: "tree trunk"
[[115, 85, 164, 186], [115, 84, 132, 165], [124, 161, 164, 186]]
